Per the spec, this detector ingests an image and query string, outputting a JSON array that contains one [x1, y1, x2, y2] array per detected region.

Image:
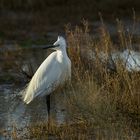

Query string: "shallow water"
[[1, 47, 140, 139], [0, 48, 67, 139], [0, 19, 140, 139]]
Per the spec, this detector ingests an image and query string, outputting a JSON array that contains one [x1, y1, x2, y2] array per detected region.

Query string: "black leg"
[[46, 94, 50, 117]]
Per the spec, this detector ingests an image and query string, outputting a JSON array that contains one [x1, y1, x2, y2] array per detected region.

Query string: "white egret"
[[22, 36, 71, 115]]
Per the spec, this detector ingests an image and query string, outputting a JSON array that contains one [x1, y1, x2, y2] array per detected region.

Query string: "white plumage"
[[23, 36, 71, 104]]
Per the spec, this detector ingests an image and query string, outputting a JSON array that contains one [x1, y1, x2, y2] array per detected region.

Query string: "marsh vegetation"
[[0, 1, 140, 139], [0, 20, 139, 139]]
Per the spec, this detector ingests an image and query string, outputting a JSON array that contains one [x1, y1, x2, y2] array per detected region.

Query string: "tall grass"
[[6, 21, 140, 139], [64, 20, 139, 138], [66, 20, 140, 118]]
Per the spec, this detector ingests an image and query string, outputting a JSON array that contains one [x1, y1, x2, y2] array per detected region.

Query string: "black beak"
[[43, 44, 60, 49], [43, 45, 55, 49]]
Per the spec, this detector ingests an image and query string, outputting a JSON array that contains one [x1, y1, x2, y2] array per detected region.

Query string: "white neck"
[[56, 48, 68, 63]]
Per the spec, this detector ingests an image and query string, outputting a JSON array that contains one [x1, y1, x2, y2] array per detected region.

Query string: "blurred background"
[[0, 0, 140, 42], [0, 1, 140, 139]]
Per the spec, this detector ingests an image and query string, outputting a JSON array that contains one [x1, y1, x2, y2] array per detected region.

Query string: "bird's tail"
[[19, 84, 32, 104], [23, 93, 33, 104]]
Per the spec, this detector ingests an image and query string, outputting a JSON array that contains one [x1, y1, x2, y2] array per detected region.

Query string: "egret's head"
[[44, 36, 67, 51], [54, 36, 66, 49]]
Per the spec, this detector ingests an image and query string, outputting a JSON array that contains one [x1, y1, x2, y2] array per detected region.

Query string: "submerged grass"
[[6, 20, 140, 139]]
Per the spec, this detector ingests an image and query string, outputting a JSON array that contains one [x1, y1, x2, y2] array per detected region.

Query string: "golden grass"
[[64, 21, 139, 139], [66, 20, 140, 114], [9, 118, 139, 140], [4, 20, 140, 139]]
